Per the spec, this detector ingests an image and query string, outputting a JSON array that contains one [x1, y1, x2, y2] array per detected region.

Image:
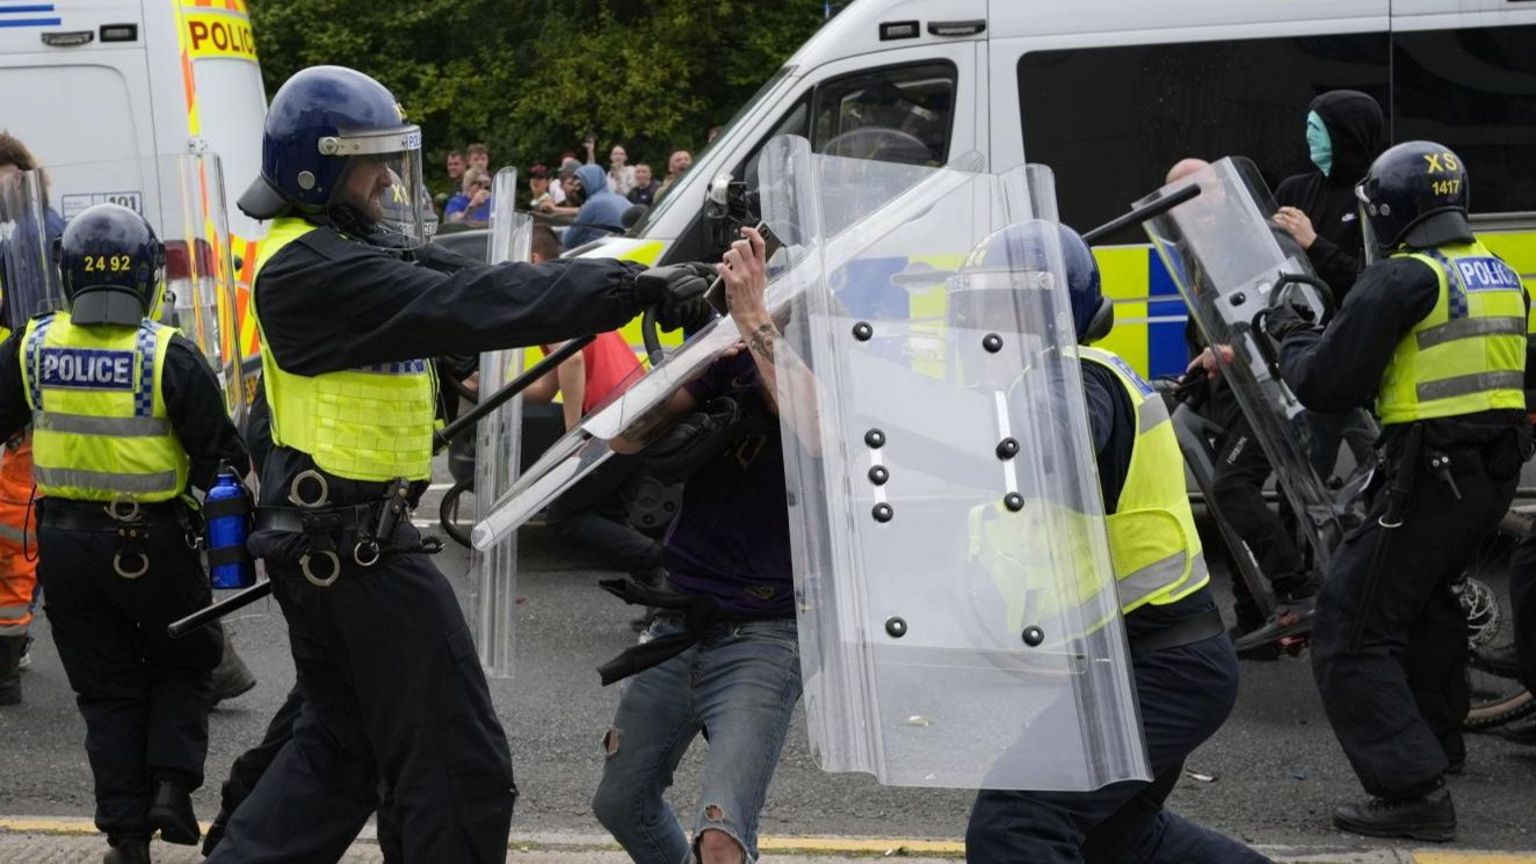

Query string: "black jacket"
[[249, 225, 649, 532], [1273, 90, 1385, 301], [1276, 253, 1529, 447]]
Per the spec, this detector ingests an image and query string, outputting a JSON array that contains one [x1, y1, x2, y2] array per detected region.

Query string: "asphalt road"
[[2, 503, 1535, 855]]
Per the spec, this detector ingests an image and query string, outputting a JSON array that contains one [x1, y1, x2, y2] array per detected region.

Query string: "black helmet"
[[238, 65, 427, 244], [1355, 141, 1472, 261], [56, 203, 164, 327], [953, 220, 1112, 345]]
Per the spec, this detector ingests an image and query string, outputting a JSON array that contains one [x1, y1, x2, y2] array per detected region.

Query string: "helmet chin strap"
[[323, 201, 376, 239]]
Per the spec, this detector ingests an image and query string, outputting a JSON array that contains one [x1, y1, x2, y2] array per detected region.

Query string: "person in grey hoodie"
[[564, 163, 631, 249]]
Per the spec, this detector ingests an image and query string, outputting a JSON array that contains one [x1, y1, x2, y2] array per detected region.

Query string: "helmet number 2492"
[[81, 255, 133, 273]]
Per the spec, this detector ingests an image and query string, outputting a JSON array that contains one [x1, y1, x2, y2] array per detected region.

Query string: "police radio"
[[204, 463, 254, 589]]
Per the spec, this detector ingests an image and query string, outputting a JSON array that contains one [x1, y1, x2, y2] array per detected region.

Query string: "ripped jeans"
[[592, 615, 801, 864]]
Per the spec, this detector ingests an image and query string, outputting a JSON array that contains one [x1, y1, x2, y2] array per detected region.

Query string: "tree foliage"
[[249, 0, 824, 188]]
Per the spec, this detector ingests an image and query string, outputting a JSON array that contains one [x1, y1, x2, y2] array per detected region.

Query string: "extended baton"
[[1082, 183, 1201, 245], [432, 336, 593, 449], [168, 580, 272, 638]]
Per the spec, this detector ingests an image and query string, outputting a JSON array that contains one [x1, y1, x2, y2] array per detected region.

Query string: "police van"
[[0, 0, 268, 394], [584, 0, 1536, 379]]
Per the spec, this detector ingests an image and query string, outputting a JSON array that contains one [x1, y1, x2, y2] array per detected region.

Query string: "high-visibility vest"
[[1079, 346, 1210, 613], [250, 218, 436, 482], [19, 312, 188, 502], [1376, 241, 1527, 425]]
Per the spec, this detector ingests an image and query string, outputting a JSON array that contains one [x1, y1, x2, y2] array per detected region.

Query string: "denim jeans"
[[592, 614, 802, 864]]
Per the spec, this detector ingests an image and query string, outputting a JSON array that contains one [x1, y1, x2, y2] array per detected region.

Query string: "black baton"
[[1083, 183, 1201, 245], [168, 580, 272, 638], [433, 336, 594, 449]]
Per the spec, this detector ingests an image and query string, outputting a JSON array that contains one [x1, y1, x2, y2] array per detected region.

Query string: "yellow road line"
[[5, 817, 1536, 862], [1419, 848, 1536, 854], [757, 836, 964, 854]]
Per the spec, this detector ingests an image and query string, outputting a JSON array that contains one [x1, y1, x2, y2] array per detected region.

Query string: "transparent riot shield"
[[469, 137, 994, 551], [767, 152, 1146, 790], [457, 167, 528, 678], [21, 155, 248, 422], [470, 137, 1148, 790], [1139, 157, 1374, 568], [0, 168, 65, 330]]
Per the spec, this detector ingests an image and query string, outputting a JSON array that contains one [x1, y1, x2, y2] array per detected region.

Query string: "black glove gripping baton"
[[168, 335, 599, 639]]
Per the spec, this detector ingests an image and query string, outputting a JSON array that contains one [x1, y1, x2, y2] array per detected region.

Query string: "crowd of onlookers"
[[435, 129, 722, 248]]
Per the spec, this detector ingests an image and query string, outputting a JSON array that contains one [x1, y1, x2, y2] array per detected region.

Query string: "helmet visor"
[[326, 126, 427, 248]]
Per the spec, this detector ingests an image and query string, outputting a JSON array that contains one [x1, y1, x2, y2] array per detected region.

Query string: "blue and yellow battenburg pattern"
[[573, 230, 1535, 381]]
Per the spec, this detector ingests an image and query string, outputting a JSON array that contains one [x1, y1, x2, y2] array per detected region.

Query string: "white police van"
[[586, 0, 1536, 379], [1, 0, 269, 394]]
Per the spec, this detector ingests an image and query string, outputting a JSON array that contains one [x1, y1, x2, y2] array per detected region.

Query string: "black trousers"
[[1311, 433, 1520, 798], [1212, 412, 1306, 627], [965, 627, 1272, 864], [211, 685, 403, 861], [547, 454, 661, 575], [208, 537, 516, 864], [37, 509, 220, 841]]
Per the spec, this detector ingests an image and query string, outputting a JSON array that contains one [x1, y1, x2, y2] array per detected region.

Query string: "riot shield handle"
[[1270, 272, 1336, 325], [1083, 183, 1201, 245], [642, 307, 667, 366], [1249, 272, 1334, 375]]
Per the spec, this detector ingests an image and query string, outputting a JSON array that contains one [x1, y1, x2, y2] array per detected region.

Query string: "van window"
[[1393, 25, 1536, 216], [0, 66, 142, 169], [740, 94, 811, 188], [811, 62, 956, 166], [1018, 34, 1389, 232]]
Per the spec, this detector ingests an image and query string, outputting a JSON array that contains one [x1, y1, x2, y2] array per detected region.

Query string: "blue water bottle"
[[205, 463, 254, 589]]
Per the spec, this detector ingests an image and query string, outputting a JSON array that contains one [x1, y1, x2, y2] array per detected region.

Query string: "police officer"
[[965, 223, 1272, 864], [1266, 141, 1530, 841], [0, 203, 248, 863], [205, 65, 711, 864]]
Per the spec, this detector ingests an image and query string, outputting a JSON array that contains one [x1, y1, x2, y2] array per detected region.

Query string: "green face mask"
[[1307, 111, 1333, 177]]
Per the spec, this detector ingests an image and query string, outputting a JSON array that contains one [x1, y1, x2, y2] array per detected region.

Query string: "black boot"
[[212, 628, 257, 705], [202, 806, 230, 856], [102, 835, 151, 864], [0, 634, 24, 705], [148, 779, 200, 845], [1332, 786, 1455, 842]]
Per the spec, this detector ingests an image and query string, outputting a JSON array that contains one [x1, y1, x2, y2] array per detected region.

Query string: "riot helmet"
[[238, 65, 427, 246], [56, 203, 165, 327], [950, 220, 1111, 345], [1355, 141, 1472, 263]]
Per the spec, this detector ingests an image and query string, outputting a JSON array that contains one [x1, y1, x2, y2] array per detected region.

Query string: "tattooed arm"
[[722, 227, 821, 454]]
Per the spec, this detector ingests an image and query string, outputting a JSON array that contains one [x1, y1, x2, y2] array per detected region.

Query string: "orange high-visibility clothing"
[[0, 437, 37, 637]]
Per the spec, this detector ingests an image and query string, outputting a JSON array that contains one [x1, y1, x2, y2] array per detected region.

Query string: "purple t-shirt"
[[663, 352, 793, 617]]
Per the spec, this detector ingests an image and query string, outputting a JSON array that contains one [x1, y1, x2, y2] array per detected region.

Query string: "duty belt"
[[1128, 606, 1226, 657], [39, 496, 198, 580], [595, 578, 732, 686], [255, 470, 436, 588]]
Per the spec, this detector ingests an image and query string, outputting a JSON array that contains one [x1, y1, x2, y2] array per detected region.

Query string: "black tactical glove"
[[635, 262, 719, 331], [1262, 301, 1317, 344]]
